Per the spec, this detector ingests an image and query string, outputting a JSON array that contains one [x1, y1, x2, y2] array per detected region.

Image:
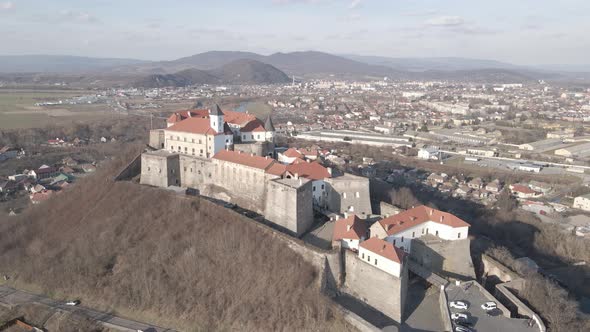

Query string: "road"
[[0, 285, 177, 332]]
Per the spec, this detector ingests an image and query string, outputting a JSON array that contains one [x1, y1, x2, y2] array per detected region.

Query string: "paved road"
[[0, 285, 177, 332]]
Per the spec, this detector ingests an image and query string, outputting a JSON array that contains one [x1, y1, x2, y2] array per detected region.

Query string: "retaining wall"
[[439, 285, 453, 332]]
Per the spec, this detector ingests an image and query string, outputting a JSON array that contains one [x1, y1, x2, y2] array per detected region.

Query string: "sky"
[[0, 0, 589, 65]]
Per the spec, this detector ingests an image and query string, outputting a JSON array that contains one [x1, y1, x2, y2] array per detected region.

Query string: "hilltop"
[[0, 150, 351, 331]]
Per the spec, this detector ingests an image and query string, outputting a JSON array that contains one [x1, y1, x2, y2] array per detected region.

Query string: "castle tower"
[[264, 115, 275, 143], [209, 104, 224, 133]]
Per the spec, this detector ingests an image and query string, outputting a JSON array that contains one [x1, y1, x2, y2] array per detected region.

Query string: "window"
[[192, 138, 195, 143], [184, 137, 186, 142], [393, 239, 396, 245], [190, 168, 193, 172], [458, 233, 461, 238], [243, 135, 246, 140], [158, 168, 161, 173], [401, 236, 404, 242], [184, 147, 187, 153], [171, 146, 174, 150], [426, 228, 429, 234], [171, 169, 175, 174], [169, 135, 173, 139], [374, 259, 377, 265], [176, 136, 179, 140], [199, 139, 202, 144], [436, 230, 439, 236], [313, 186, 316, 192], [147, 167, 151, 171], [362, 253, 365, 259], [412, 232, 415, 237], [257, 135, 261, 139], [422, 228, 424, 235], [367, 255, 371, 262], [200, 149, 203, 154], [198, 170, 201, 175], [192, 148, 195, 155], [343, 193, 347, 199], [321, 184, 324, 190], [184, 167, 187, 172]]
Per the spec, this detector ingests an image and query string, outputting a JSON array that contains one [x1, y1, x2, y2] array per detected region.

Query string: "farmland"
[[0, 89, 121, 129]]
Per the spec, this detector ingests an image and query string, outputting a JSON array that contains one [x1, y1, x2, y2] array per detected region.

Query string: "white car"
[[455, 326, 473, 332], [451, 312, 468, 321], [481, 301, 497, 311], [449, 301, 469, 310], [65, 300, 80, 306]]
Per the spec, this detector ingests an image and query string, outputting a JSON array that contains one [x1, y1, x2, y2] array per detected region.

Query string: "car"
[[454, 325, 473, 332], [65, 300, 80, 306], [451, 313, 468, 321], [223, 202, 236, 209], [449, 301, 469, 310], [481, 301, 497, 311]]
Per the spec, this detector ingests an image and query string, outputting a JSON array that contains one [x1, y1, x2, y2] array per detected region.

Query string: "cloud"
[[59, 10, 100, 24], [425, 16, 465, 27], [348, 0, 362, 10], [271, 0, 322, 4], [402, 10, 438, 17], [0, 1, 13, 10]]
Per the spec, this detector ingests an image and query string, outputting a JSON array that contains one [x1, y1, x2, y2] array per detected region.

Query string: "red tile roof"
[[241, 119, 266, 133], [378, 205, 470, 236], [213, 150, 275, 170], [266, 163, 287, 176], [167, 117, 219, 135], [222, 110, 257, 126], [286, 161, 331, 180], [299, 148, 319, 157], [333, 215, 367, 242], [510, 184, 537, 194], [283, 148, 303, 159], [359, 237, 405, 263]]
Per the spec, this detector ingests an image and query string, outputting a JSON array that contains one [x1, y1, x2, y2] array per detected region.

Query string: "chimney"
[[440, 216, 445, 222], [307, 159, 310, 163], [347, 225, 352, 231], [429, 208, 433, 216], [327, 167, 333, 176], [299, 178, 302, 185], [265, 156, 268, 159], [294, 173, 299, 179], [344, 212, 349, 218], [188, 112, 192, 118]]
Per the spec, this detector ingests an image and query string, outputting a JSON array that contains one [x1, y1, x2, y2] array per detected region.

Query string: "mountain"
[[133, 59, 289, 87], [0, 55, 148, 73], [174, 51, 265, 70], [341, 55, 520, 72], [209, 59, 290, 84]]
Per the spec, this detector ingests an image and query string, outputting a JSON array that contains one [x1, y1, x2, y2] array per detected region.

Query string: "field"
[[0, 89, 122, 129]]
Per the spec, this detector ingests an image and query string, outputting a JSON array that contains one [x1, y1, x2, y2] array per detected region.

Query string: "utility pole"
[[150, 113, 153, 130]]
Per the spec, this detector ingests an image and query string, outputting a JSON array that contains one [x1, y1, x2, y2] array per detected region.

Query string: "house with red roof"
[[358, 237, 406, 277], [332, 214, 367, 250], [369, 205, 470, 253], [509, 184, 543, 199]]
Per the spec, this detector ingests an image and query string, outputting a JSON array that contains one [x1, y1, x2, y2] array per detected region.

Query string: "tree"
[[495, 189, 517, 211]]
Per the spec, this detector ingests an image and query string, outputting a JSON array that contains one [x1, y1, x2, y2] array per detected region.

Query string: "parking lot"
[[446, 282, 538, 332]]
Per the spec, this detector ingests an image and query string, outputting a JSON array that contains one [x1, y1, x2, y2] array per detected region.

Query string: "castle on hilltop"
[[141, 105, 372, 236]]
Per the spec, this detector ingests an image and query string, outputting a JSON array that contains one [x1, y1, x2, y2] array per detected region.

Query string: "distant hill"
[[0, 55, 148, 73], [209, 59, 290, 84], [133, 59, 289, 87], [341, 55, 520, 72]]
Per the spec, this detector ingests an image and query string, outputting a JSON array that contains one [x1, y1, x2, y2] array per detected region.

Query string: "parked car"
[[481, 301, 497, 311], [223, 202, 236, 209], [449, 301, 469, 310], [451, 312, 468, 321], [65, 300, 80, 306], [455, 325, 473, 332]]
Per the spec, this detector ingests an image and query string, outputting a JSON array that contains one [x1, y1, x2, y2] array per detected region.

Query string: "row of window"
[[361, 253, 378, 266], [169, 135, 203, 144], [170, 146, 205, 157], [342, 192, 361, 199]]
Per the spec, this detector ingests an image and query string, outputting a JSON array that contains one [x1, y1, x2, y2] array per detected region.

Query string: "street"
[[0, 285, 177, 332]]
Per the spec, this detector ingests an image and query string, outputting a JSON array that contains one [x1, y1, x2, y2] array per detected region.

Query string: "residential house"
[[467, 177, 484, 190], [485, 179, 502, 193], [358, 237, 406, 277], [573, 193, 590, 211], [510, 184, 542, 199], [332, 214, 367, 251]]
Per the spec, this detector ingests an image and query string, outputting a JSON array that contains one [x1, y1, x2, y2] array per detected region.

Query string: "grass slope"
[[0, 153, 350, 332]]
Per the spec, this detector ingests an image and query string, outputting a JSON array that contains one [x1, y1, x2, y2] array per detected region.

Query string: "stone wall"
[[140, 151, 180, 188], [233, 141, 274, 157], [379, 202, 403, 217], [439, 285, 453, 332], [481, 254, 518, 283], [179, 155, 212, 189], [148, 129, 165, 149], [113, 153, 142, 181], [410, 237, 475, 280], [495, 280, 546, 332], [343, 250, 406, 322], [325, 174, 372, 217], [264, 178, 314, 236]]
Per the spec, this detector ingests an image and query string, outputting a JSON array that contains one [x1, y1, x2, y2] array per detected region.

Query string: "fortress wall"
[[410, 238, 475, 280], [343, 250, 406, 323], [140, 153, 180, 188], [325, 175, 372, 217], [264, 179, 314, 236]]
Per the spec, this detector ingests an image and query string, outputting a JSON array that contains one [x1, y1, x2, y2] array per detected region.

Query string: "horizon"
[[1, 0, 589, 66]]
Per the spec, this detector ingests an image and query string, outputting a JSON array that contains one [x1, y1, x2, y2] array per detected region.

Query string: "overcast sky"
[[1, 0, 588, 65]]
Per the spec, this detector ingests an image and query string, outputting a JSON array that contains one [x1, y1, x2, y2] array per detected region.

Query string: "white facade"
[[573, 195, 590, 211], [358, 246, 402, 277], [418, 147, 439, 160], [342, 238, 360, 251], [384, 221, 469, 253]]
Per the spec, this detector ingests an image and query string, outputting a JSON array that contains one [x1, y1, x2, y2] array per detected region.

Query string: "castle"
[[141, 105, 372, 236]]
